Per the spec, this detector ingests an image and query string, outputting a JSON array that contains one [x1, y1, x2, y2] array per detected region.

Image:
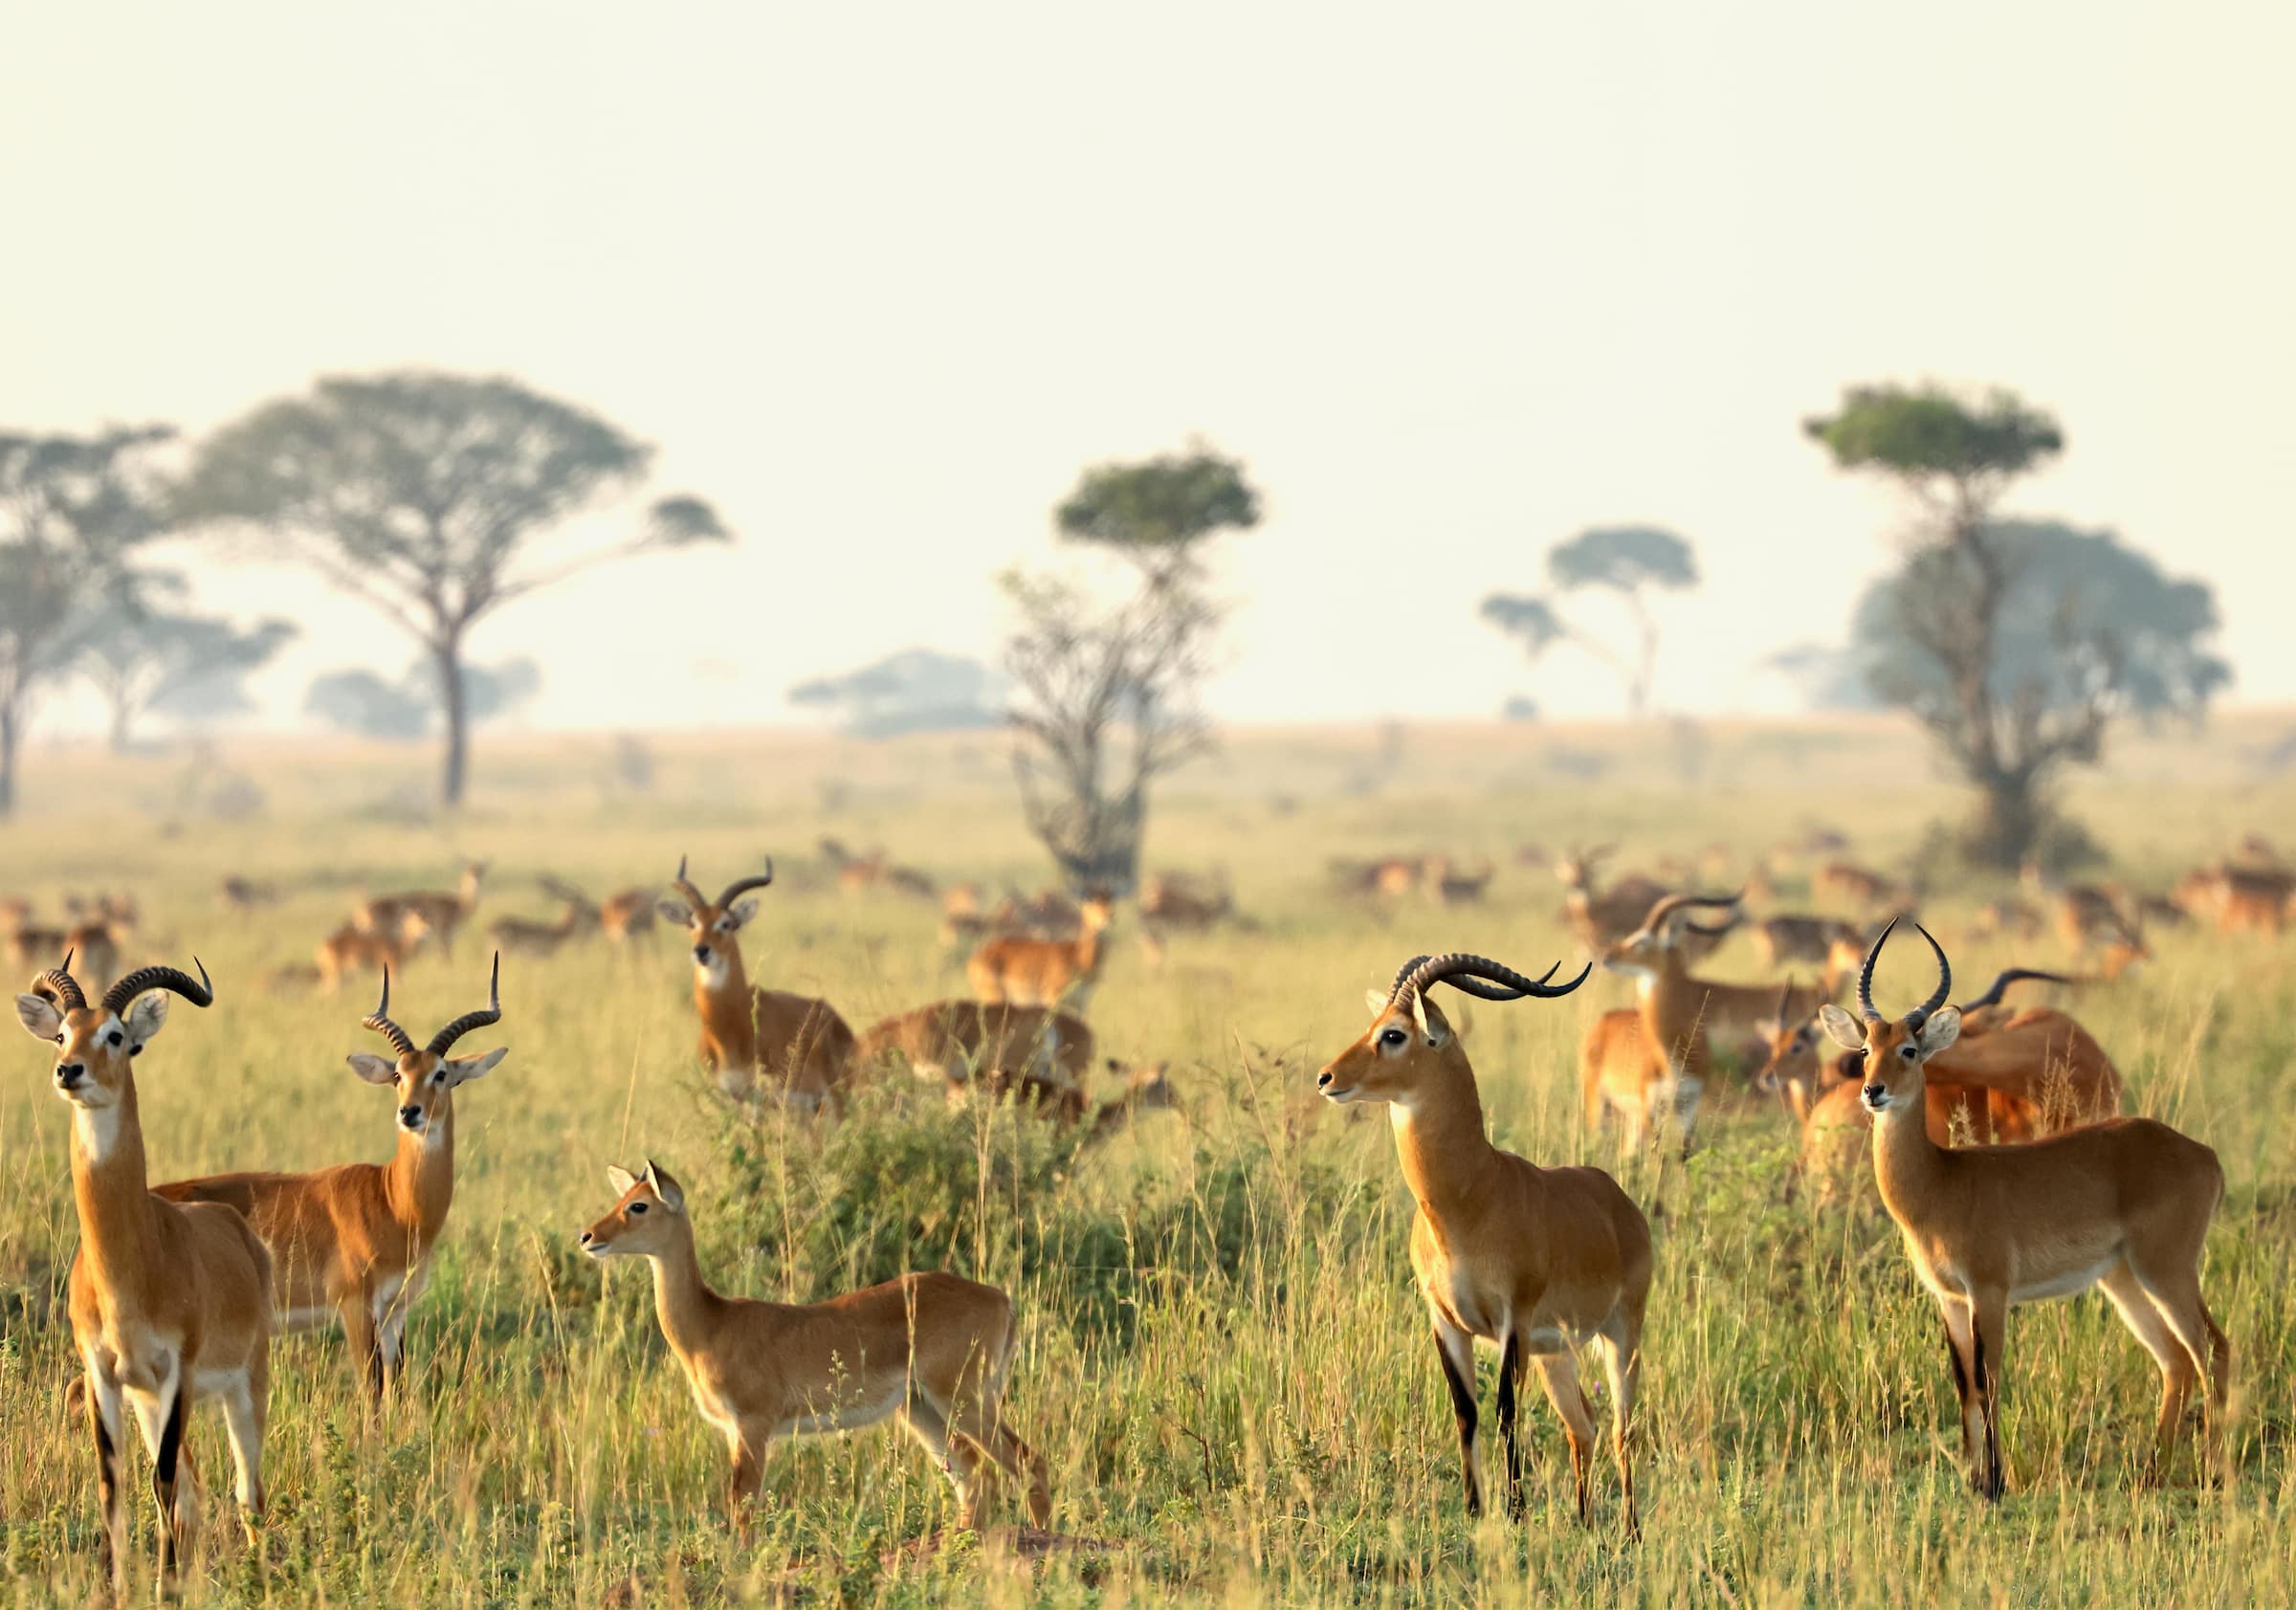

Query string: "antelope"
[[316, 912, 428, 996], [1744, 913, 1863, 972], [2205, 863, 2291, 937], [823, 839, 937, 900], [1317, 951, 1645, 1532], [967, 892, 1115, 1013], [155, 960, 505, 1400], [598, 887, 660, 945], [64, 917, 122, 997], [218, 875, 280, 913], [357, 859, 487, 959], [1821, 922, 2230, 1496], [1555, 845, 1668, 953], [579, 1160, 1051, 1532], [660, 857, 856, 1108], [15, 957, 271, 1595], [1138, 871, 1235, 931], [1814, 860, 1897, 909], [492, 890, 596, 957], [1971, 898, 2044, 941], [1580, 893, 1747, 1154], [858, 1000, 1093, 1091], [4, 909, 70, 974], [1424, 857, 1495, 907]]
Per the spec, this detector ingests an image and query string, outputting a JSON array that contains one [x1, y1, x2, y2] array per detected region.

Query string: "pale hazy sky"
[[8, 2, 2294, 734]]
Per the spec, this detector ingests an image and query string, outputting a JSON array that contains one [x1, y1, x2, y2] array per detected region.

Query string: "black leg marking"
[[1496, 1331, 1526, 1518], [1943, 1317, 1973, 1464], [1434, 1331, 1481, 1517], [1971, 1329, 2003, 1501], [154, 1385, 187, 1577]]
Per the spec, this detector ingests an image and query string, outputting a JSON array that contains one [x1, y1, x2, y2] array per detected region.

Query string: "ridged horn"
[[362, 968, 417, 1057], [715, 859, 775, 910], [1907, 923, 1952, 1029], [36, 951, 86, 1011], [1855, 917, 1897, 1022], [99, 958, 213, 1017], [1956, 967, 2072, 1013], [1639, 889, 1743, 937], [426, 953, 503, 1057], [1393, 951, 1591, 1004], [670, 854, 708, 913]]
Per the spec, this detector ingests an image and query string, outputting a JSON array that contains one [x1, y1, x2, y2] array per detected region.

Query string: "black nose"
[[1315, 1070, 1334, 1089], [692, 945, 710, 962], [1862, 1084, 1886, 1103], [579, 1230, 593, 1246], [399, 1105, 423, 1125], [55, 1064, 84, 1088]]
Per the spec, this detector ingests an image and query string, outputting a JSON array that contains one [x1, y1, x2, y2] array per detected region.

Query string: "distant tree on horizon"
[[1480, 524, 1700, 717], [78, 595, 297, 751], [1804, 382, 2226, 869], [0, 425, 175, 818], [789, 649, 1005, 739], [304, 655, 544, 741], [179, 371, 730, 809]]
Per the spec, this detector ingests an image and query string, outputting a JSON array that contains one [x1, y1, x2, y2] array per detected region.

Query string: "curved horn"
[[1397, 952, 1590, 1003], [426, 952, 503, 1057], [670, 854, 708, 913], [36, 951, 86, 1011], [1775, 977, 1797, 1026], [1855, 916, 1899, 1022], [715, 858, 775, 911], [1906, 923, 1951, 1028], [1640, 889, 1743, 936], [362, 968, 417, 1057], [1956, 966, 2072, 1013], [99, 958, 213, 1017]]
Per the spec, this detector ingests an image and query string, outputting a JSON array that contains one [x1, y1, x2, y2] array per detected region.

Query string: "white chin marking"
[[75, 1104, 122, 1161]]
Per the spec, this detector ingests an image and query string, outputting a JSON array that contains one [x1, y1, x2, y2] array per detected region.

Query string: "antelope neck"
[[644, 1224, 728, 1353], [69, 1074, 165, 1310], [1388, 1059, 1502, 1219]]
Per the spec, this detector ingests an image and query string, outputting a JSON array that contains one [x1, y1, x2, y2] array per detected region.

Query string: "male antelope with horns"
[[1319, 952, 1648, 1533], [16, 956, 271, 1596], [1821, 921, 2230, 1496], [660, 856, 856, 1108], [158, 958, 507, 1399]]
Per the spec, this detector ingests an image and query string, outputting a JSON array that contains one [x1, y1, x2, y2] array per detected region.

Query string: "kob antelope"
[[16, 957, 270, 1595], [357, 859, 487, 959], [157, 959, 505, 1399], [580, 1161, 1051, 1532], [968, 891, 1115, 1012], [660, 857, 856, 1107], [316, 912, 429, 995], [1319, 952, 1645, 1533], [1821, 922, 2229, 1496]]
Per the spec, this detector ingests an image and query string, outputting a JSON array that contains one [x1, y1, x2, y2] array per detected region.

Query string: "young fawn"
[[579, 1161, 1052, 1532]]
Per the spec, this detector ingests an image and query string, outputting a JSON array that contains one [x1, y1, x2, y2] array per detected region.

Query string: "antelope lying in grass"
[[1320, 952, 1644, 1533], [968, 892, 1115, 1013], [157, 959, 505, 1399], [17, 957, 271, 1596], [580, 1160, 1051, 1532], [661, 857, 856, 1108], [1824, 921, 2229, 1495]]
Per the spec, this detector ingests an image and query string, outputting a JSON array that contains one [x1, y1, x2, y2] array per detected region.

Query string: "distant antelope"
[[822, 839, 936, 900], [63, 918, 121, 996], [1821, 923, 2229, 1495], [1318, 951, 1643, 1533], [580, 1160, 1051, 1532], [1138, 871, 1235, 931], [317, 912, 429, 995], [357, 859, 487, 959], [1554, 845, 1669, 953], [1424, 857, 1494, 906], [218, 875, 281, 913], [1814, 860, 1897, 909], [15, 957, 271, 1595], [1580, 893, 1761, 1154], [597, 887, 660, 945], [660, 857, 856, 1108], [968, 892, 1115, 1013], [1744, 913, 1864, 972], [496, 884, 599, 957], [157, 959, 505, 1399], [858, 1000, 1093, 1090]]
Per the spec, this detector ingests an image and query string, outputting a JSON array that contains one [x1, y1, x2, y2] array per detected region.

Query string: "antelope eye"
[[106, 1030, 122, 1047], [1898, 1045, 1918, 1060], [53, 1033, 64, 1046], [1379, 1027, 1407, 1048], [628, 1202, 649, 1215]]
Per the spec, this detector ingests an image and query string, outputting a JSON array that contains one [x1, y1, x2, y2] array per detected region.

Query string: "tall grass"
[[0, 725, 2291, 1605]]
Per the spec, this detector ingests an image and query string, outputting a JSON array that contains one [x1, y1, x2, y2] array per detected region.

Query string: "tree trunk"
[[1961, 769, 2043, 871], [433, 636, 469, 809]]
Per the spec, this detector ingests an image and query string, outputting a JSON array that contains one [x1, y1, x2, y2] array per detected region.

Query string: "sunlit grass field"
[[2, 719, 2292, 1606]]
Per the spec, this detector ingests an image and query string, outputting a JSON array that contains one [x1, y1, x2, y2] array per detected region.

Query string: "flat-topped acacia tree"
[[180, 372, 729, 807]]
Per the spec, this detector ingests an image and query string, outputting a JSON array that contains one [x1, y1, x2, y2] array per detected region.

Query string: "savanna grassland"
[[2, 717, 2292, 1608]]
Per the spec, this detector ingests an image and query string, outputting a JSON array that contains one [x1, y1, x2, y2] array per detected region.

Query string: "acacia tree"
[[179, 372, 730, 806], [0, 426, 174, 817], [79, 599, 297, 750], [1479, 525, 1699, 716], [1804, 383, 2221, 868], [1005, 444, 1260, 892]]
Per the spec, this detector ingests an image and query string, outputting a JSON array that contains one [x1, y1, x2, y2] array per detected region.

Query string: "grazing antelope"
[[492, 891, 595, 957], [1821, 922, 2230, 1496], [1584, 893, 1817, 1154], [1318, 952, 1645, 1532], [579, 1160, 1051, 1532], [15, 957, 271, 1595], [660, 857, 856, 1108], [597, 887, 660, 945], [316, 912, 428, 996], [1745, 913, 1863, 972], [156, 960, 504, 1400], [968, 892, 1115, 1013], [858, 1000, 1093, 1090], [1814, 860, 1898, 909], [357, 859, 487, 959]]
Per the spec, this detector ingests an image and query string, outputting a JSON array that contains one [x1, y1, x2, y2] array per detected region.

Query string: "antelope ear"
[[442, 1046, 507, 1087], [1917, 1007, 1963, 1055], [1363, 987, 1389, 1016], [1408, 990, 1449, 1047], [606, 1164, 640, 1196], [655, 899, 692, 927], [1818, 1004, 1868, 1050], [124, 992, 169, 1048], [643, 1159, 687, 1213], [725, 898, 760, 928], [14, 994, 61, 1041], [346, 1053, 399, 1085]]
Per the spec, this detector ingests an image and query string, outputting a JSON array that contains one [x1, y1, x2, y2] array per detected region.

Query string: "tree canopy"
[[79, 599, 297, 750], [1055, 443, 1261, 571], [1804, 384, 2064, 510], [180, 371, 728, 805], [1478, 524, 1700, 717]]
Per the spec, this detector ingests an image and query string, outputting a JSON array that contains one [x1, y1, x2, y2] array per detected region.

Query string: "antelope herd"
[[8, 824, 2274, 1591]]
